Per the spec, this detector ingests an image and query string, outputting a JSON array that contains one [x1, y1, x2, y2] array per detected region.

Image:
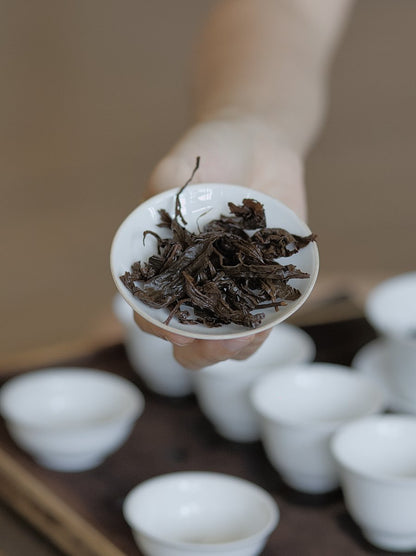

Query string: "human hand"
[[147, 115, 307, 220], [134, 115, 307, 369]]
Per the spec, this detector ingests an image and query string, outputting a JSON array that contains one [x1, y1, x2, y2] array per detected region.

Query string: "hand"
[[148, 115, 307, 220], [133, 312, 272, 370], [134, 115, 306, 370]]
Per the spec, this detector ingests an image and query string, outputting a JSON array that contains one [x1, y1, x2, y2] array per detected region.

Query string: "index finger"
[[133, 311, 195, 347]]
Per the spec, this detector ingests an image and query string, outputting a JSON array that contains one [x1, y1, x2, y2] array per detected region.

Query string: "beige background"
[[1, 0, 415, 368]]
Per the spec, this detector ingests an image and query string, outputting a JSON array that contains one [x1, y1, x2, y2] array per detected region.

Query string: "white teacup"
[[331, 414, 416, 552], [365, 272, 416, 403], [123, 471, 279, 556], [192, 325, 315, 443], [250, 363, 384, 494], [113, 294, 193, 397], [0, 367, 144, 471]]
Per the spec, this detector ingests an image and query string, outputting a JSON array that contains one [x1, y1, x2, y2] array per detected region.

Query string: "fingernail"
[[170, 337, 195, 347]]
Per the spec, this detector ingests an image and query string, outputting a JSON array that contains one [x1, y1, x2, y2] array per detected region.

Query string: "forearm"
[[193, 0, 354, 155]]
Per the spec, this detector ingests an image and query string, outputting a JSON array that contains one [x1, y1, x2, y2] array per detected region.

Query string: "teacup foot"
[[363, 527, 416, 552]]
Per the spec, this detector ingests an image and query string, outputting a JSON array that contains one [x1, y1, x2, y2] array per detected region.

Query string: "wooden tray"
[[0, 319, 411, 556]]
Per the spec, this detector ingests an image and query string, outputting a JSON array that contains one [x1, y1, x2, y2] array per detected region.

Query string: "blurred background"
[[1, 0, 415, 370]]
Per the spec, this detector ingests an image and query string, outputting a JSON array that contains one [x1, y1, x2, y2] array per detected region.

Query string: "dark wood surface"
[[0, 319, 411, 556]]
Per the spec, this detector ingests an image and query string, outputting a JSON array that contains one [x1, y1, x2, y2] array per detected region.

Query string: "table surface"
[[0, 318, 413, 556]]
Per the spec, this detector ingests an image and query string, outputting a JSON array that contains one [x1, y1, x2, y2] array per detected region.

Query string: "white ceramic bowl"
[[365, 272, 416, 403], [250, 363, 385, 494], [192, 324, 315, 442], [110, 183, 319, 340], [365, 271, 416, 339], [113, 294, 193, 397], [123, 471, 279, 556], [331, 415, 416, 552], [0, 367, 144, 471], [352, 339, 416, 414]]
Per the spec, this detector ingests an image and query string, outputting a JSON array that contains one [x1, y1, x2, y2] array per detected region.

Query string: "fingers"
[[134, 312, 272, 370], [172, 329, 272, 370], [133, 312, 195, 347], [229, 329, 272, 360]]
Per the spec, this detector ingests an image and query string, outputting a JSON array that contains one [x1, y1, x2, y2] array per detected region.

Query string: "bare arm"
[[194, 0, 354, 155], [138, 0, 354, 369]]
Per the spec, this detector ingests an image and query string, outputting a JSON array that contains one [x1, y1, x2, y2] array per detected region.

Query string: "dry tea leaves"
[[120, 163, 316, 329]]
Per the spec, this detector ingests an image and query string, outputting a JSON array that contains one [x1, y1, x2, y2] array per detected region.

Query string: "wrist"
[[194, 107, 304, 160]]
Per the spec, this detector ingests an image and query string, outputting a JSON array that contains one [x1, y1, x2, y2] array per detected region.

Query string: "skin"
[[134, 0, 354, 370]]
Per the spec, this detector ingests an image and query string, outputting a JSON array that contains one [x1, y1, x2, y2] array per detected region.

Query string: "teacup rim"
[[0, 367, 144, 430], [331, 414, 416, 485], [123, 470, 280, 550], [250, 364, 385, 427]]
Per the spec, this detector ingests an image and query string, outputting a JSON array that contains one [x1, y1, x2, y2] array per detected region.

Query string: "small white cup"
[[113, 294, 193, 397], [331, 414, 416, 552], [192, 325, 315, 442], [123, 471, 279, 556], [365, 272, 416, 403], [0, 367, 144, 471], [250, 363, 384, 494]]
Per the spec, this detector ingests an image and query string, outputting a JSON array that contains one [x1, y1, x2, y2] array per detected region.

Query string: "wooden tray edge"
[[0, 447, 127, 556]]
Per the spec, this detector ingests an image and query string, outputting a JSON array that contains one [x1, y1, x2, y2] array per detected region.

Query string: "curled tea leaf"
[[120, 162, 316, 329]]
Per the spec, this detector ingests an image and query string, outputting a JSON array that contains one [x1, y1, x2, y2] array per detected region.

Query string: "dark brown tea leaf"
[[120, 164, 316, 329]]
